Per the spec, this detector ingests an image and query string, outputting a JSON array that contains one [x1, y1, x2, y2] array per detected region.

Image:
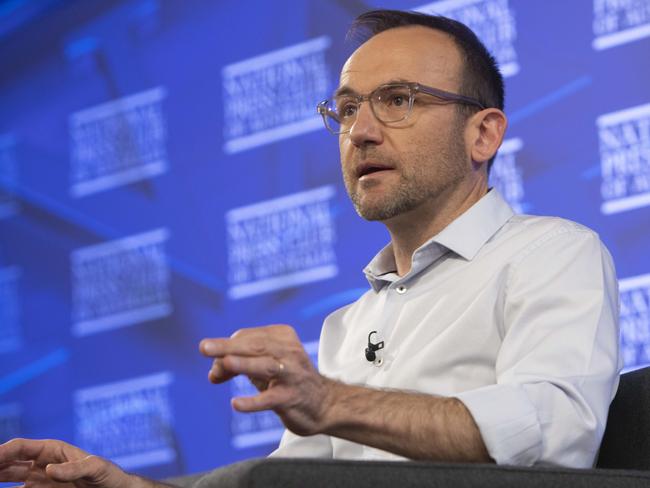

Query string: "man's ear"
[[467, 109, 508, 164]]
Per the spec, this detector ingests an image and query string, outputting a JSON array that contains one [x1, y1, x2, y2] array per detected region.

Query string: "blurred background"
[[0, 0, 649, 480]]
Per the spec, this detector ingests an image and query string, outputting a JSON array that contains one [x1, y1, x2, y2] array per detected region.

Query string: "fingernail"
[[231, 397, 244, 411], [202, 341, 217, 355]]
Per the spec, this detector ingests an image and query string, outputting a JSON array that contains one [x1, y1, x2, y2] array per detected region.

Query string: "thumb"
[[46, 455, 106, 482]]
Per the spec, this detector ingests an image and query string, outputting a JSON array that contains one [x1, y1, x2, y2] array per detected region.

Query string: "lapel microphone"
[[365, 330, 385, 362]]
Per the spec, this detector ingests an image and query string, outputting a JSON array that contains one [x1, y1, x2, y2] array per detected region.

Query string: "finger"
[[5, 438, 88, 471], [0, 461, 33, 482], [200, 325, 297, 358], [199, 338, 219, 357], [0, 438, 57, 464], [231, 387, 285, 413], [0, 460, 33, 470], [0, 439, 33, 463], [221, 355, 284, 381], [46, 455, 107, 482], [208, 355, 282, 384], [201, 336, 269, 358], [207, 358, 237, 384]]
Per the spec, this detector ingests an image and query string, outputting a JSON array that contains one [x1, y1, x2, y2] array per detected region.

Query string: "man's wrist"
[[318, 376, 347, 435]]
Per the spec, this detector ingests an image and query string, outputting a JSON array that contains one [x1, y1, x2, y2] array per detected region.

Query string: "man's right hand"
[[0, 438, 154, 487]]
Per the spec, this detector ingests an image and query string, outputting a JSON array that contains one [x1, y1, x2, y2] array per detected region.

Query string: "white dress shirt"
[[270, 189, 621, 468]]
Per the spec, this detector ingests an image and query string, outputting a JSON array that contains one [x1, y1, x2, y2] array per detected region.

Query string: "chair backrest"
[[597, 366, 650, 470]]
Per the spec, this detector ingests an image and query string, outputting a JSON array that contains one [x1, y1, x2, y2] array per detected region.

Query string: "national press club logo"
[[74, 372, 176, 469], [69, 86, 168, 198], [226, 186, 337, 300], [222, 36, 332, 154], [597, 102, 650, 215], [0, 266, 22, 354], [619, 273, 650, 371], [593, 0, 650, 50], [70, 228, 172, 336], [416, 0, 520, 77]]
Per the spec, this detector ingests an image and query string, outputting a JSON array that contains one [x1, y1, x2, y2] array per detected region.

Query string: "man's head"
[[328, 10, 507, 223], [348, 10, 504, 127]]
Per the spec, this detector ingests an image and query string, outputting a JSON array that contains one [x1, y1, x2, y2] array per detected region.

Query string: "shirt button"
[[395, 285, 407, 294]]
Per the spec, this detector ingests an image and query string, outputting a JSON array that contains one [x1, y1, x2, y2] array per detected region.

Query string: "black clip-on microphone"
[[365, 330, 385, 362]]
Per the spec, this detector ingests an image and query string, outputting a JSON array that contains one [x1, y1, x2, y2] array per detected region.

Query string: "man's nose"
[[348, 102, 384, 147]]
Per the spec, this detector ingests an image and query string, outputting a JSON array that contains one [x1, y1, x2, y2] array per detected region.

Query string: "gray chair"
[[167, 367, 650, 487], [597, 366, 650, 470]]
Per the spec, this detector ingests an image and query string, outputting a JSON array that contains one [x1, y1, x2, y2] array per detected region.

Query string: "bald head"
[[341, 26, 464, 96]]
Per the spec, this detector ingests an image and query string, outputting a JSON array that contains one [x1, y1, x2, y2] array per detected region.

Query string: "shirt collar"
[[363, 188, 514, 291]]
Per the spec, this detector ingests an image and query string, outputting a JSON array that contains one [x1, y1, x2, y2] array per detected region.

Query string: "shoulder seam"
[[513, 225, 596, 265]]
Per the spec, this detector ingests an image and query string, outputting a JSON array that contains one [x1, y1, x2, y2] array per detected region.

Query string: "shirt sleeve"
[[268, 430, 333, 458], [456, 226, 621, 467]]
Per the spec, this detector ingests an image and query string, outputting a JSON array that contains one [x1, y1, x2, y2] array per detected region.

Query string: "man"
[[0, 9, 620, 487]]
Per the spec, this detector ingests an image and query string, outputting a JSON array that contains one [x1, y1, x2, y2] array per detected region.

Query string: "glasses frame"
[[317, 81, 486, 135]]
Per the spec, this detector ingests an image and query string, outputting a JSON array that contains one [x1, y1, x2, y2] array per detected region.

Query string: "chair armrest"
[[166, 458, 650, 488]]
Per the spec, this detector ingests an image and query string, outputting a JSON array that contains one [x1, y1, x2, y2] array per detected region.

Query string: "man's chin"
[[354, 202, 401, 222], [348, 186, 414, 221]]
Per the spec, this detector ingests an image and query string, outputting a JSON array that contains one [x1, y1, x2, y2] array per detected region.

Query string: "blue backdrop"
[[1, 0, 649, 480]]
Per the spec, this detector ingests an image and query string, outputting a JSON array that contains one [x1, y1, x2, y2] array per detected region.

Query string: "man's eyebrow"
[[333, 85, 357, 98], [384, 78, 412, 85], [333, 79, 414, 98]]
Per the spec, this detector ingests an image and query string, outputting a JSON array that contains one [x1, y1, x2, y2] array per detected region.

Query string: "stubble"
[[343, 119, 469, 221]]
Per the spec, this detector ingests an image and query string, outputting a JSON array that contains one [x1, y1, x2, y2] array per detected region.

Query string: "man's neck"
[[385, 179, 488, 276]]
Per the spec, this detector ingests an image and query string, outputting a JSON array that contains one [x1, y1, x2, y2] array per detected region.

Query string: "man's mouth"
[[356, 163, 395, 179]]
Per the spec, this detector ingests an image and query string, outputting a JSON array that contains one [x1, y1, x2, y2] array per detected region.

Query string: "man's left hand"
[[199, 325, 334, 436]]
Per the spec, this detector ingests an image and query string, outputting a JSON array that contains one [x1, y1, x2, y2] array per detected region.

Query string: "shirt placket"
[[365, 278, 409, 373]]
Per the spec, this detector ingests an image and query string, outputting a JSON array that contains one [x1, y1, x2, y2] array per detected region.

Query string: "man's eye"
[[379, 90, 409, 108], [339, 103, 357, 118], [389, 94, 406, 106]]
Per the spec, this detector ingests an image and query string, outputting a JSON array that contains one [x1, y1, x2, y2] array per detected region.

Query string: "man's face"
[[338, 26, 472, 221]]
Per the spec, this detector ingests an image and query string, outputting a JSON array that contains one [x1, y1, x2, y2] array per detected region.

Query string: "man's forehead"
[[338, 26, 461, 92]]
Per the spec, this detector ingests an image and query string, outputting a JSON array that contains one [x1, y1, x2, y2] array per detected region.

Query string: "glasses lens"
[[372, 85, 411, 122], [331, 96, 359, 134], [317, 101, 342, 134], [326, 100, 344, 134]]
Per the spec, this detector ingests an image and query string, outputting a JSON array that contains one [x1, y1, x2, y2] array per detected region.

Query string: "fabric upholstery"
[[597, 366, 650, 469], [170, 458, 650, 487]]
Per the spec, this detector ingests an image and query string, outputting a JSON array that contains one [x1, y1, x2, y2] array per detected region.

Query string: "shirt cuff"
[[455, 383, 542, 465], [268, 430, 333, 458]]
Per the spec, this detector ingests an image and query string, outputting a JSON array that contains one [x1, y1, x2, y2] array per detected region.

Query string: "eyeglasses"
[[317, 82, 486, 135]]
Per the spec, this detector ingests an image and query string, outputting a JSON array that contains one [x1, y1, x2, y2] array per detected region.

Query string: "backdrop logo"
[[74, 372, 175, 469], [230, 341, 318, 449], [416, 0, 519, 77], [0, 266, 22, 354], [71, 228, 172, 336], [619, 273, 650, 371], [593, 0, 650, 50], [226, 186, 337, 300], [597, 102, 650, 215], [0, 403, 21, 443], [222, 36, 331, 154], [0, 133, 19, 219], [69, 87, 168, 198], [489, 138, 526, 213]]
